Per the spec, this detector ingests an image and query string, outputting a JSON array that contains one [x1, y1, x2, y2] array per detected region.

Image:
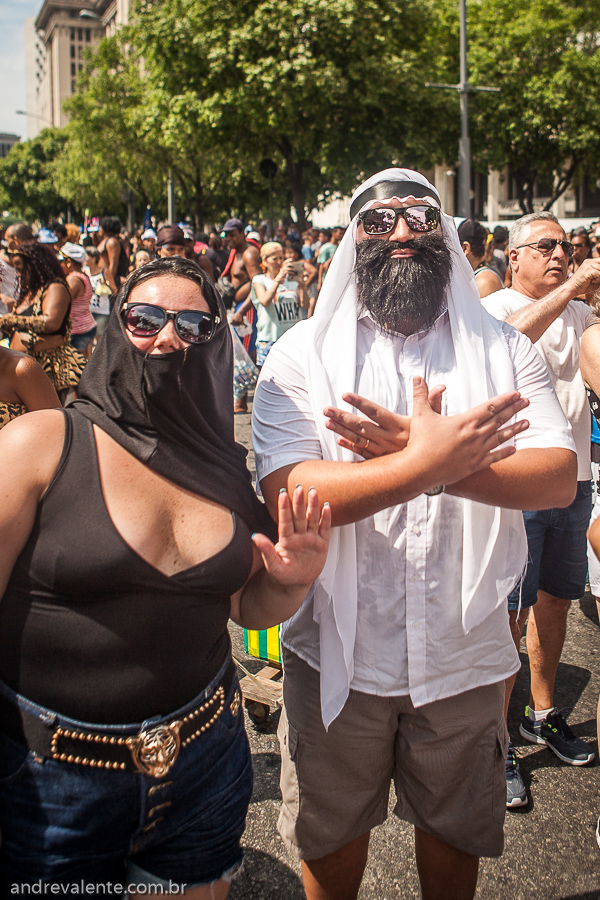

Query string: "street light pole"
[[426, 0, 499, 218], [167, 170, 176, 223], [458, 0, 470, 219], [15, 109, 53, 126]]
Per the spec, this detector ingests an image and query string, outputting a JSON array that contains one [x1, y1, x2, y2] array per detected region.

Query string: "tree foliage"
[[130, 0, 458, 228], [5, 0, 600, 226], [468, 0, 600, 213], [0, 129, 70, 221]]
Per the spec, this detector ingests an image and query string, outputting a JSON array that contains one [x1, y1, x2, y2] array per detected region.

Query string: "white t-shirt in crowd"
[[252, 309, 574, 705], [484, 287, 597, 481], [251, 274, 301, 344]]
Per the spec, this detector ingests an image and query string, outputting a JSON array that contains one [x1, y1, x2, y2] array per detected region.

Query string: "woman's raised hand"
[[252, 486, 331, 588]]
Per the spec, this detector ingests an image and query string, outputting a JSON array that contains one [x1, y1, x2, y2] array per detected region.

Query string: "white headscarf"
[[305, 168, 527, 728]]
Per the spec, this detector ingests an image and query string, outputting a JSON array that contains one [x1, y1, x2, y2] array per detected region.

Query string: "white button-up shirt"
[[253, 310, 574, 704]]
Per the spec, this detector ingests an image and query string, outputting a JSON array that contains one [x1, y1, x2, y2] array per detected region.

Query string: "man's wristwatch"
[[424, 484, 445, 496]]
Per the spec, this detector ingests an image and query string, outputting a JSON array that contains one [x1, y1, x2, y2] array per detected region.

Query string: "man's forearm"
[[446, 448, 577, 509], [235, 296, 253, 316], [506, 282, 577, 343], [260, 454, 439, 526], [235, 282, 252, 305], [261, 448, 577, 525]]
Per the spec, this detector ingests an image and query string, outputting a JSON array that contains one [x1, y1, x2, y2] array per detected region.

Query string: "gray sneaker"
[[506, 741, 527, 808]]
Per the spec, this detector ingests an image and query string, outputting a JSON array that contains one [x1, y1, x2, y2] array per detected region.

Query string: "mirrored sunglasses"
[[122, 303, 220, 344], [358, 205, 440, 236], [516, 238, 574, 258]]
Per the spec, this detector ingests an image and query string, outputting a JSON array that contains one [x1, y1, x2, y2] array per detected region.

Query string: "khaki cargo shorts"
[[277, 648, 508, 860]]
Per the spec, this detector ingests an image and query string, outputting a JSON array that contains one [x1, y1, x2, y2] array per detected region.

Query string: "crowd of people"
[[0, 173, 600, 897]]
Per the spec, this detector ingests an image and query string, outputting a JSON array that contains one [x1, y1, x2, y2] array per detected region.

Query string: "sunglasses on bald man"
[[358, 205, 440, 236]]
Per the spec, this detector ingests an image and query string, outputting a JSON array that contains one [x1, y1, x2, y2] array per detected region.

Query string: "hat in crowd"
[[181, 225, 195, 242], [155, 225, 185, 248], [247, 231, 261, 243], [141, 228, 157, 241], [60, 242, 87, 264], [222, 218, 244, 233], [38, 228, 58, 244]]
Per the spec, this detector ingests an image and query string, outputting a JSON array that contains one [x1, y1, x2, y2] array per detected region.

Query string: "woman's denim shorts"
[[0, 654, 253, 893]]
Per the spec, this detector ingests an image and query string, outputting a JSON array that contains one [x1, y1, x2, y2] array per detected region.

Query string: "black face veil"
[[71, 260, 275, 538]]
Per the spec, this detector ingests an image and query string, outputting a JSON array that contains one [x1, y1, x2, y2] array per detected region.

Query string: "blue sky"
[[0, 0, 44, 139]]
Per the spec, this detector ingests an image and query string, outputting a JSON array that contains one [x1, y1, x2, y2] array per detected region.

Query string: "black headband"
[[350, 180, 441, 221]]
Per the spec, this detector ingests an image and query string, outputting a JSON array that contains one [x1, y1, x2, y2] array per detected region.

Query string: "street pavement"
[[230, 402, 600, 899]]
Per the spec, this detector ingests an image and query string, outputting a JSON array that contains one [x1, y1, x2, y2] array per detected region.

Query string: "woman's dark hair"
[[457, 218, 488, 259], [569, 226, 592, 250], [115, 256, 220, 317], [287, 242, 302, 260], [100, 216, 122, 236], [13, 240, 67, 300], [50, 222, 67, 240]]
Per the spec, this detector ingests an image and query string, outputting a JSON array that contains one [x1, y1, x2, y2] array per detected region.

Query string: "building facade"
[[24, 0, 129, 140], [0, 134, 21, 159]]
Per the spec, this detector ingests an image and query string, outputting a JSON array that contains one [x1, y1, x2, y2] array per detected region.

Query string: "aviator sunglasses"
[[122, 303, 220, 344], [358, 205, 440, 236], [515, 238, 574, 258]]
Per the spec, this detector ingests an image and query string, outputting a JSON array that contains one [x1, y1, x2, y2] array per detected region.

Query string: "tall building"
[[0, 135, 20, 158], [24, 0, 129, 139]]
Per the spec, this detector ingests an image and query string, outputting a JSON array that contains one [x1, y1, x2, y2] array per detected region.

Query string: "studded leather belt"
[[0, 660, 239, 779]]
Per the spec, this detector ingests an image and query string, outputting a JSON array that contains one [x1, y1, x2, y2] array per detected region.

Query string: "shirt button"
[[412, 525, 421, 536], [410, 574, 418, 583], [412, 621, 420, 630]]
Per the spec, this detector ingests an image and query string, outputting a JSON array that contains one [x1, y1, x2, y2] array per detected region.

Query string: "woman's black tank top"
[[0, 410, 254, 724]]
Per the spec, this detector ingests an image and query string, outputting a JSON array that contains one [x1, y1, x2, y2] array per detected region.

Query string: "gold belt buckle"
[[128, 720, 182, 778]]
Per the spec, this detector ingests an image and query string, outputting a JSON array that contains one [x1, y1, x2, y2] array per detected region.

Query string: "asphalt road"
[[230, 402, 600, 900]]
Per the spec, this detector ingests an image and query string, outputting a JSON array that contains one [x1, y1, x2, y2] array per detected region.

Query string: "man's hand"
[[325, 385, 446, 458], [324, 377, 530, 486], [251, 485, 331, 590], [567, 258, 600, 299], [407, 377, 529, 486]]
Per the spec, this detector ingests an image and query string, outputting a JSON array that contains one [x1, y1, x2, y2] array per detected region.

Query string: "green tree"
[[64, 33, 268, 229], [128, 0, 459, 229], [62, 37, 167, 222], [468, 0, 600, 214], [0, 129, 70, 221]]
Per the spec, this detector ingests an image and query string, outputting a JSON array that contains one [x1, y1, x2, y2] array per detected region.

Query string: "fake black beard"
[[355, 233, 453, 335]]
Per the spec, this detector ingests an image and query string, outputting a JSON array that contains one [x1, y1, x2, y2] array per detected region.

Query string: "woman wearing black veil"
[[0, 257, 330, 896]]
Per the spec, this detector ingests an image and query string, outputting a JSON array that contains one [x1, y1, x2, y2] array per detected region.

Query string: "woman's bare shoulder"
[[0, 409, 66, 489]]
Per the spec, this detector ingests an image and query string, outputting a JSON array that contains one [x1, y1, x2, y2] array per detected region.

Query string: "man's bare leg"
[[526, 590, 570, 710], [414, 827, 479, 900], [504, 607, 530, 719], [301, 832, 370, 900]]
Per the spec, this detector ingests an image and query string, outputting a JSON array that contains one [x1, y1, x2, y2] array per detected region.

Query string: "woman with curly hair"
[[0, 241, 86, 404]]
